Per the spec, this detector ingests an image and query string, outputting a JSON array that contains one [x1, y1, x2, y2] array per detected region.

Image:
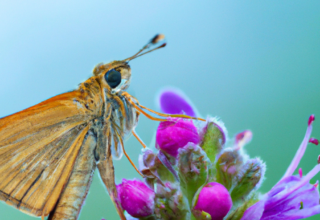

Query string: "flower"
[[192, 182, 233, 220], [158, 88, 197, 117], [241, 115, 320, 220], [234, 130, 253, 150], [156, 118, 200, 157], [117, 179, 155, 218]]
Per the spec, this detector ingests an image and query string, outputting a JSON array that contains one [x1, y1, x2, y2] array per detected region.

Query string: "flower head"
[[241, 115, 320, 220], [117, 179, 155, 218], [192, 182, 233, 220], [117, 88, 320, 220]]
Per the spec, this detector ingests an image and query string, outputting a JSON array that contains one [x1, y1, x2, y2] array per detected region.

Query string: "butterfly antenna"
[[133, 43, 166, 59], [123, 34, 166, 62]]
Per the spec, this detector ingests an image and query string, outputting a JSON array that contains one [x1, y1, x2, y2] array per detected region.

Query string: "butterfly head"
[[92, 34, 166, 95], [93, 61, 132, 95]]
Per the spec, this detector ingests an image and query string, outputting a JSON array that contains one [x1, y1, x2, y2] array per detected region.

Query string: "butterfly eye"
[[104, 69, 121, 88]]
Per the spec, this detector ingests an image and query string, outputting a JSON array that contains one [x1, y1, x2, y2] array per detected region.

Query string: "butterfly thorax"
[[78, 63, 138, 160]]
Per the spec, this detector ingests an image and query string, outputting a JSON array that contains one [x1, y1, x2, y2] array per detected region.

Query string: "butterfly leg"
[[48, 131, 97, 220], [96, 124, 126, 220], [132, 130, 147, 148]]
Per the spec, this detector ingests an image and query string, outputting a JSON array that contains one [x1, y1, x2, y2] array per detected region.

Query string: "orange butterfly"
[[0, 35, 203, 220]]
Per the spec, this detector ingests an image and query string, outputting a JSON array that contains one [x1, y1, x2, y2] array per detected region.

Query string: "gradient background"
[[0, 1, 320, 219]]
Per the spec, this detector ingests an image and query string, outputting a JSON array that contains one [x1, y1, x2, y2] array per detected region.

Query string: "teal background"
[[0, 1, 320, 219]]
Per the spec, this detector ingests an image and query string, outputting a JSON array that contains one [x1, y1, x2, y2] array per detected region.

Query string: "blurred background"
[[0, 1, 319, 219]]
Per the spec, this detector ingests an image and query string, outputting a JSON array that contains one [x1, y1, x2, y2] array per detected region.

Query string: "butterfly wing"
[[48, 130, 97, 220], [0, 82, 103, 217]]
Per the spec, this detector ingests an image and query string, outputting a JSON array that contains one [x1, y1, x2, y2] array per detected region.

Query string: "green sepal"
[[154, 183, 190, 220], [190, 186, 211, 220], [138, 215, 157, 220], [200, 121, 225, 163], [177, 143, 210, 206], [230, 158, 265, 202], [225, 193, 259, 220], [215, 150, 243, 190], [192, 210, 212, 220], [156, 160, 176, 183], [141, 149, 176, 184]]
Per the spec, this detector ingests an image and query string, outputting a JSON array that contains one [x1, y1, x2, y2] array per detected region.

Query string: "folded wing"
[[0, 90, 99, 216]]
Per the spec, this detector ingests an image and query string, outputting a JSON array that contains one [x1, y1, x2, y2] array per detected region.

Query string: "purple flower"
[[117, 179, 155, 218], [234, 130, 253, 150], [193, 182, 233, 220], [156, 118, 200, 157], [158, 88, 197, 117], [241, 115, 320, 220]]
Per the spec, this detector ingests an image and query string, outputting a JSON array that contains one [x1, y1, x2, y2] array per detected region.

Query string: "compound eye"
[[104, 69, 121, 88]]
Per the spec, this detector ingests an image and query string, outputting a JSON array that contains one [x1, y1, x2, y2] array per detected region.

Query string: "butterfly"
[[0, 35, 203, 220]]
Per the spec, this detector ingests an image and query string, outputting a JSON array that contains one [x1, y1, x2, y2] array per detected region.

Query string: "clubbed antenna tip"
[[151, 34, 165, 44]]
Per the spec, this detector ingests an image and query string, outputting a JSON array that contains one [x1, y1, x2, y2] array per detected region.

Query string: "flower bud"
[[156, 118, 200, 157], [117, 179, 155, 218], [193, 182, 232, 220]]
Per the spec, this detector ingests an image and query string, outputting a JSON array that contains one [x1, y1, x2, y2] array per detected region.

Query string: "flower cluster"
[[115, 88, 320, 220]]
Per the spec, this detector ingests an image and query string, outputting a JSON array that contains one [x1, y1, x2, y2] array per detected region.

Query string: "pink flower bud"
[[193, 182, 232, 220], [117, 179, 155, 218], [156, 118, 200, 157]]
